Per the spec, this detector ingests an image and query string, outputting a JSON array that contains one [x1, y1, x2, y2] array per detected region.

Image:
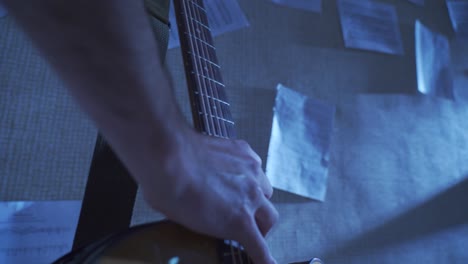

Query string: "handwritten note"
[[266, 84, 335, 201], [415, 20, 454, 99], [271, 0, 322, 13], [338, 0, 404, 55], [447, 0, 468, 38], [0, 200, 81, 264], [168, 0, 249, 49]]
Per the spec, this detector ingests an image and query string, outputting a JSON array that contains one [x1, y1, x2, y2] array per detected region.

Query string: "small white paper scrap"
[[266, 84, 335, 201], [407, 0, 425, 6], [168, 0, 249, 49], [415, 20, 454, 99], [271, 0, 322, 13], [0, 200, 81, 264], [338, 0, 404, 55], [447, 0, 468, 38]]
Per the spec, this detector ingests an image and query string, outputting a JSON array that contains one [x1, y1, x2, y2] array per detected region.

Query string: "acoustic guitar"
[[53, 1, 319, 263]]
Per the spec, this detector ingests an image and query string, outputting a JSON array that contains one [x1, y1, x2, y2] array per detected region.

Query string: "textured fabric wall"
[[1, 0, 467, 263]]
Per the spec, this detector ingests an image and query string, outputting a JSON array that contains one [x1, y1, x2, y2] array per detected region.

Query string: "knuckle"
[[247, 158, 262, 175], [233, 207, 252, 230], [235, 139, 249, 149], [245, 179, 262, 203], [252, 152, 262, 164], [271, 208, 280, 224], [266, 185, 274, 199]]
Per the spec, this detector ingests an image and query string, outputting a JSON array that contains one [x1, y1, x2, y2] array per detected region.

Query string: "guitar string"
[[182, 0, 215, 136], [192, 0, 228, 138], [186, 0, 244, 264], [185, 0, 223, 138], [188, 2, 249, 263], [189, 0, 229, 138], [180, 1, 212, 136], [188, 2, 249, 264], [184, 1, 248, 263], [189, 0, 227, 138], [229, 240, 237, 264]]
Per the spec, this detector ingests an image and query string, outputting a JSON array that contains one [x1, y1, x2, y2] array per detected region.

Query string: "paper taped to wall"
[[415, 20, 454, 99], [266, 84, 335, 201], [0, 200, 81, 264], [338, 0, 404, 55], [168, 0, 249, 49], [271, 0, 322, 13], [447, 0, 468, 38]]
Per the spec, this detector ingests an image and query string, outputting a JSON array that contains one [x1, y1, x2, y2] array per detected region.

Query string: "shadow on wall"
[[323, 176, 468, 259]]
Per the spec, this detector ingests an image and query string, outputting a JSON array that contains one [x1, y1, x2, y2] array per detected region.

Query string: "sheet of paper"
[[407, 0, 424, 6], [337, 0, 404, 55], [447, 0, 468, 38], [271, 0, 322, 13], [0, 200, 81, 264], [415, 20, 454, 99], [168, 0, 249, 49], [266, 84, 335, 201]]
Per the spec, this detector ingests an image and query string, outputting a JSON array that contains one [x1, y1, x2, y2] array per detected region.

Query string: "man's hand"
[[136, 127, 279, 264]]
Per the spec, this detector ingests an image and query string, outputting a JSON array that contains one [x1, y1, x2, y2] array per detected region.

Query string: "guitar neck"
[[173, 0, 236, 139]]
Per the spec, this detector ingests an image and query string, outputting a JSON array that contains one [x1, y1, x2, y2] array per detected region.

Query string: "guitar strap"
[[72, 1, 170, 250]]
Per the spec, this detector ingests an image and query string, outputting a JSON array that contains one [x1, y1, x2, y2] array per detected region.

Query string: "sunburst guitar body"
[[54, 221, 252, 264]]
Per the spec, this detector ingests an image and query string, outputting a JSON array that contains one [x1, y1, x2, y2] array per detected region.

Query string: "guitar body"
[[55, 221, 227, 264], [97, 222, 219, 264]]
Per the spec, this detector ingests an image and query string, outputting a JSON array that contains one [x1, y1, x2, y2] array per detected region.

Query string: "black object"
[[72, 136, 137, 250]]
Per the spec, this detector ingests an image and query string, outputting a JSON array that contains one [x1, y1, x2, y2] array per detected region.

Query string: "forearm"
[[4, 0, 189, 177]]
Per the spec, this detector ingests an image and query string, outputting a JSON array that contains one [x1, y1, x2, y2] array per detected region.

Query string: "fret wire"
[[190, 16, 211, 31], [195, 73, 224, 86], [191, 8, 228, 113], [202, 78, 228, 135], [226, 121, 235, 138], [189, 0, 206, 12], [186, 0, 223, 137], [188, 0, 229, 138], [193, 91, 230, 106], [190, 0, 216, 70], [188, 0, 228, 136], [188, 52, 221, 69], [191, 19, 223, 83], [188, 2, 220, 137], [190, 3, 229, 138], [182, 1, 214, 136], [197, 112, 234, 125], [191, 6, 226, 107], [220, 93, 232, 120], [184, 32, 216, 50]]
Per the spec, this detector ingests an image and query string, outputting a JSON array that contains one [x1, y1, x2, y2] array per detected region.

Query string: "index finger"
[[238, 217, 277, 264]]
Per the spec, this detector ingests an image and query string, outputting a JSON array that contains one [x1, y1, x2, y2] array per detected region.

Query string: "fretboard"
[[173, 0, 236, 139]]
